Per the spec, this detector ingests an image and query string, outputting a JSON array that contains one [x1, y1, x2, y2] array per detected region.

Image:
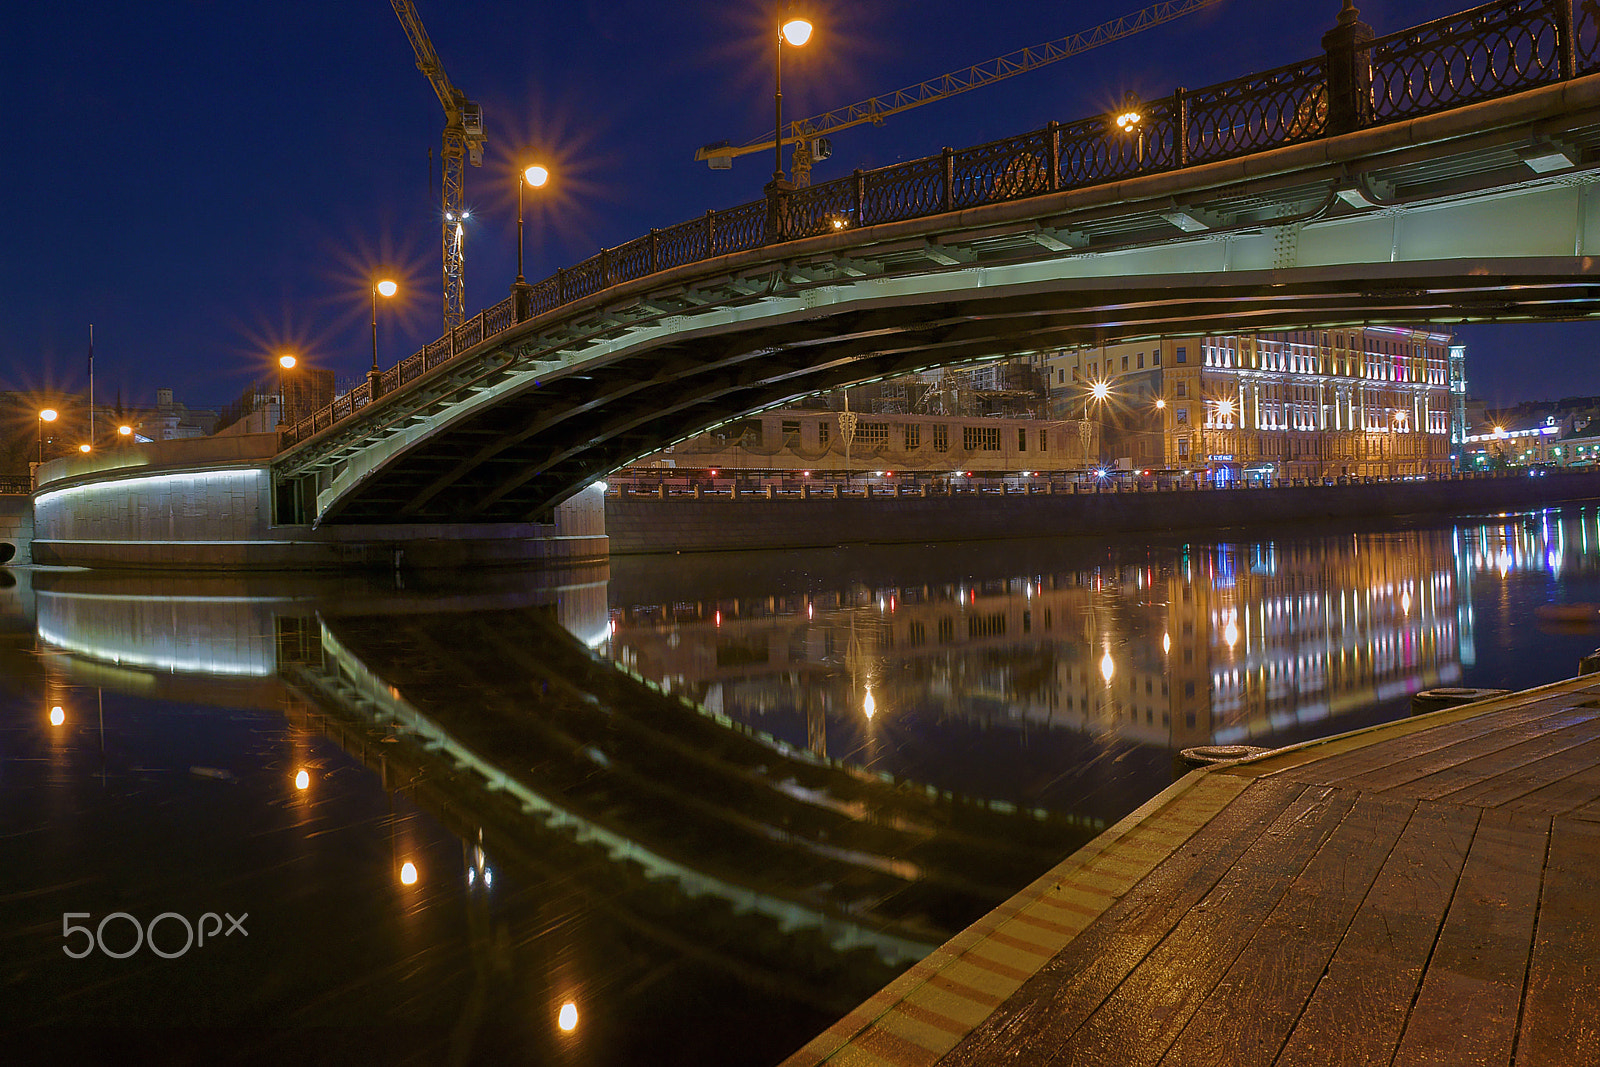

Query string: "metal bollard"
[[1409, 687, 1512, 716]]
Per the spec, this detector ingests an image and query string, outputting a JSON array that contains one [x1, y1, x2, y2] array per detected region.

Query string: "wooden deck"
[[783, 676, 1600, 1067]]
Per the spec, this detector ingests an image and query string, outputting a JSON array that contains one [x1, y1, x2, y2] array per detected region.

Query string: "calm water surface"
[[4, 506, 1599, 1064]]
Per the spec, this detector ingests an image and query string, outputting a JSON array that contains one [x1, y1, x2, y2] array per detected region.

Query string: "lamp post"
[[513, 164, 549, 320], [278, 354, 297, 427], [370, 278, 397, 399], [38, 408, 58, 464], [1115, 93, 1144, 166], [772, 13, 813, 186]]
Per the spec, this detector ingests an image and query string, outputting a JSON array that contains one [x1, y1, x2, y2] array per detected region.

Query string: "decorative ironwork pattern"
[[1370, 0, 1563, 121], [1185, 56, 1328, 165], [953, 131, 1053, 208], [1056, 112, 1149, 189], [710, 200, 767, 256], [862, 156, 945, 226], [281, 0, 1594, 452], [788, 175, 859, 238], [1579, 0, 1600, 71], [654, 217, 708, 272], [611, 234, 654, 279]]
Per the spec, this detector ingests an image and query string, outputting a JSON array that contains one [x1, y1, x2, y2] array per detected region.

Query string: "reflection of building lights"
[[49, 705, 65, 727], [400, 862, 419, 885], [864, 688, 876, 719], [1162, 632, 1171, 654], [1223, 613, 1240, 649], [295, 769, 310, 790], [559, 1002, 579, 1032], [1099, 650, 1114, 683]]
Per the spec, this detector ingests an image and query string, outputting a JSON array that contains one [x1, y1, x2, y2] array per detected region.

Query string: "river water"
[[3, 504, 1599, 1064]]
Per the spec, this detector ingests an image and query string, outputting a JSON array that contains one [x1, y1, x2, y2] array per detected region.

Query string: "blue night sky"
[[5, 0, 1595, 412]]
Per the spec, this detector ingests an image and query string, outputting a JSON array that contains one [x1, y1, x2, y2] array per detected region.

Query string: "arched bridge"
[[276, 0, 1600, 527]]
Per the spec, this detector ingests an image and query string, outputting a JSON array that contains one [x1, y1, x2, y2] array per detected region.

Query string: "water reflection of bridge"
[[25, 569, 1091, 1005], [608, 527, 1480, 762]]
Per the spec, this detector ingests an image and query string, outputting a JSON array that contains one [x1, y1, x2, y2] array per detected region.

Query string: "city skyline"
[[5, 0, 1594, 413]]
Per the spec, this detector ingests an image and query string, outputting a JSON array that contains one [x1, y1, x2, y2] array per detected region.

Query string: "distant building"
[[1030, 326, 1461, 482], [147, 388, 219, 441]]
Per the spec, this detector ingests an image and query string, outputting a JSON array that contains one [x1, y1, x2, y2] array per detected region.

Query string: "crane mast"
[[698, 0, 1224, 186], [391, 0, 485, 331]]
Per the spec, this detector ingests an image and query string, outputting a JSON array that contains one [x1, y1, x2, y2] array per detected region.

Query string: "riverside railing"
[[282, 0, 1600, 450]]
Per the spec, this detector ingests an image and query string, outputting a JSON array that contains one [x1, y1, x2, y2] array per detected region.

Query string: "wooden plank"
[[1239, 684, 1600, 778], [937, 778, 1309, 1067], [1160, 794, 1417, 1067], [1042, 786, 1359, 1067], [1274, 801, 1480, 1067], [1503, 754, 1600, 817], [1423, 729, 1600, 810], [1516, 817, 1600, 1066], [1286, 701, 1596, 793], [1390, 808, 1547, 1067]]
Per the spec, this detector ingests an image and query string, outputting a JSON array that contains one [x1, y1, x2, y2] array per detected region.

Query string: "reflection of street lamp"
[[772, 14, 814, 185], [370, 278, 397, 397], [38, 408, 58, 464]]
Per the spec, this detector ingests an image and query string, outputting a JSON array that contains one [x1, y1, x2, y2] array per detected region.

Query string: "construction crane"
[[697, 0, 1224, 187], [391, 0, 486, 332]]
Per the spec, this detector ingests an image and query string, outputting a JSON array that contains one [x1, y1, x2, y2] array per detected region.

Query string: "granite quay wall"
[[605, 471, 1600, 554], [0, 496, 32, 566], [23, 436, 608, 572]]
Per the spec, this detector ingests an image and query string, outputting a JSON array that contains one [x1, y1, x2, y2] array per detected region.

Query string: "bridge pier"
[[20, 436, 607, 572]]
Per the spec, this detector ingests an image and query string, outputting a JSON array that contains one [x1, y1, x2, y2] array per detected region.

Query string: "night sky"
[[6, 0, 1595, 413]]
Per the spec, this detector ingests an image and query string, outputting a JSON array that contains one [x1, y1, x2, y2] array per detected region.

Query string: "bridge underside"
[[305, 262, 1598, 526], [280, 76, 1600, 525]]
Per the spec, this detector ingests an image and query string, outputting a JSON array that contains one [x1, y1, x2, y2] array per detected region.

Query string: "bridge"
[[22, 0, 1600, 569], [270, 0, 1600, 527]]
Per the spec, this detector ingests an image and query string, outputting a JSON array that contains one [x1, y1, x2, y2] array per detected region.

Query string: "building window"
[[1176, 346, 1187, 363], [1176, 381, 1187, 398], [857, 421, 889, 445], [1176, 406, 1189, 423], [1121, 356, 1129, 371], [1018, 428, 1028, 452], [1039, 428, 1048, 451], [818, 421, 829, 445], [1138, 354, 1145, 369], [1153, 350, 1161, 366], [933, 424, 949, 452], [904, 424, 921, 449], [781, 420, 800, 438], [964, 426, 1001, 451], [1058, 369, 1066, 384], [1178, 439, 1189, 457]]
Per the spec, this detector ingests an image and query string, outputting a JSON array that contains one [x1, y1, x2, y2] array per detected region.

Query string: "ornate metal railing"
[[281, 0, 1593, 450]]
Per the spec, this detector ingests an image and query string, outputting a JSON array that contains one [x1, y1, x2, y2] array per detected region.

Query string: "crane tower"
[[391, 0, 485, 332]]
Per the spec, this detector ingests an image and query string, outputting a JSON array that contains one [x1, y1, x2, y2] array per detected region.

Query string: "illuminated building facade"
[[1035, 326, 1462, 482]]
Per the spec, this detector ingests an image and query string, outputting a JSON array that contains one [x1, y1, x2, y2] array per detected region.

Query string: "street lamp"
[[38, 408, 58, 464], [370, 278, 397, 398], [1116, 93, 1144, 164], [773, 13, 814, 185], [516, 164, 549, 286], [278, 354, 297, 427]]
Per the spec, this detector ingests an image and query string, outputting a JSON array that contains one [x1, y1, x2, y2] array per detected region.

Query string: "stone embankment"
[[606, 470, 1600, 554]]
